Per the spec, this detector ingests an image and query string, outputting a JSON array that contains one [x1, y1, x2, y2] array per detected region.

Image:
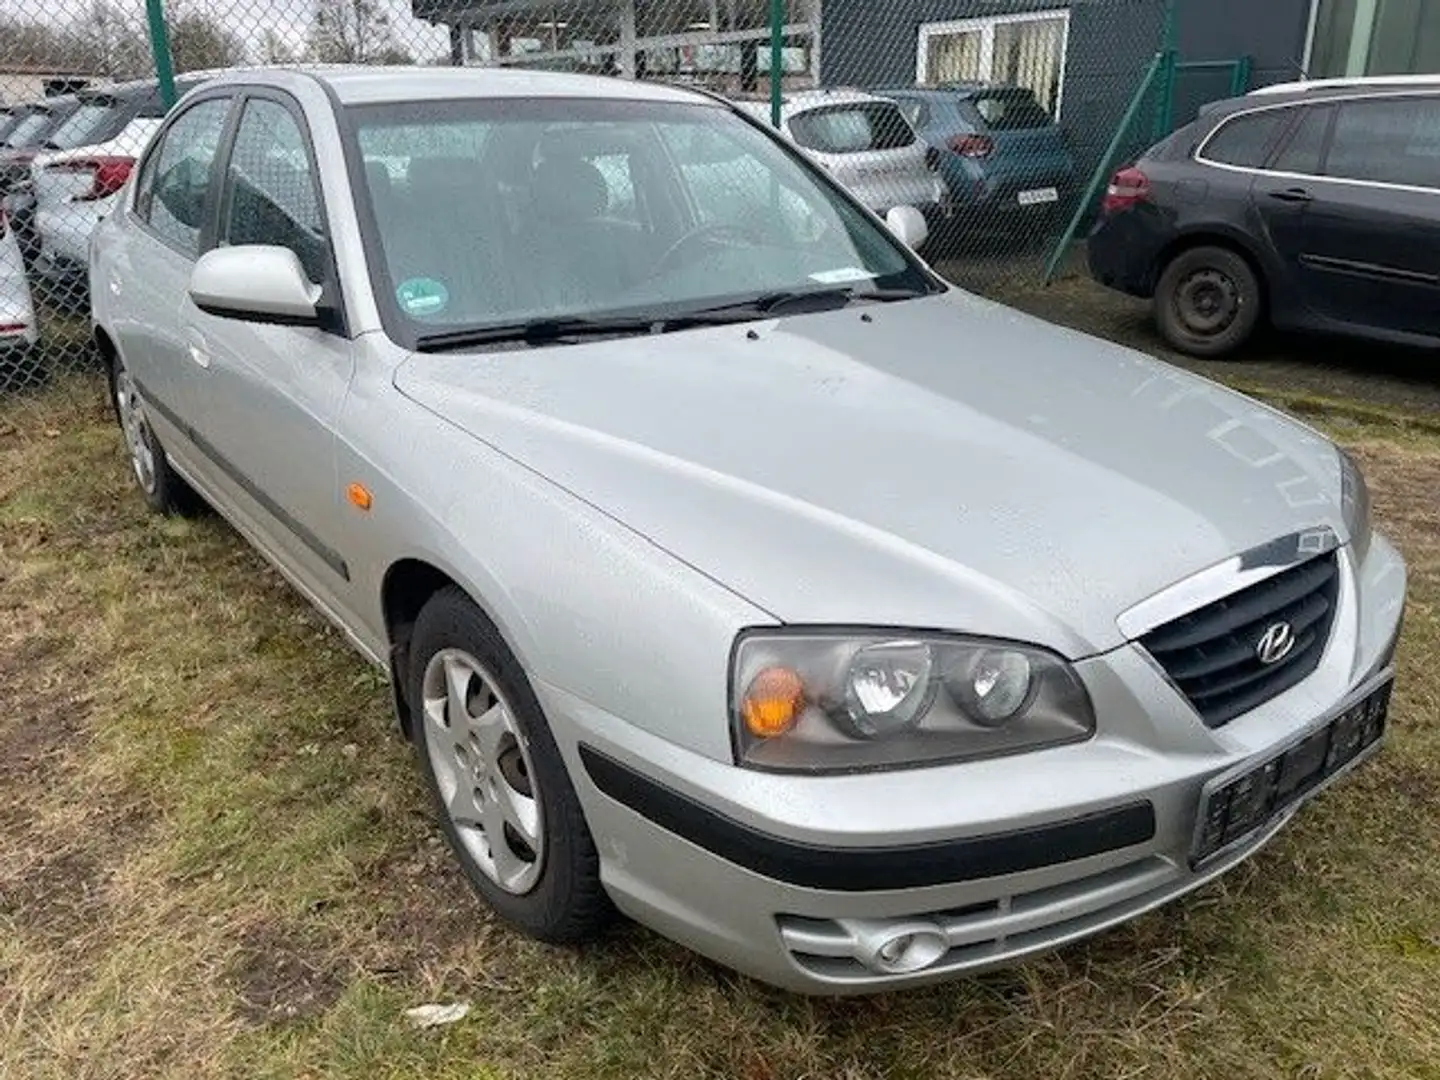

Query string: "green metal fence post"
[[1232, 55, 1253, 96], [1042, 51, 1165, 285], [145, 0, 177, 111], [769, 0, 784, 128], [1154, 0, 1178, 139]]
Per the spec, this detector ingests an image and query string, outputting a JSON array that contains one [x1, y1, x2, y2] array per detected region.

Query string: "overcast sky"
[[1, 0, 452, 63]]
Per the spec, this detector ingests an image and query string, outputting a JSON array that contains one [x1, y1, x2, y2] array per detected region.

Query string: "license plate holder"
[[1018, 187, 1059, 206], [1190, 672, 1393, 868]]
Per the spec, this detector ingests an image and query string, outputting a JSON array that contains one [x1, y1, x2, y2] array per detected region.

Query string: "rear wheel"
[[109, 354, 199, 515], [1154, 245, 1262, 358]]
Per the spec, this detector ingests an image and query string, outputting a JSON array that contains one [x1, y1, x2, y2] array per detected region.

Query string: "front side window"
[[1326, 96, 1440, 188], [140, 97, 232, 258], [347, 98, 932, 346], [1201, 109, 1289, 168], [788, 103, 916, 154], [222, 98, 328, 283]]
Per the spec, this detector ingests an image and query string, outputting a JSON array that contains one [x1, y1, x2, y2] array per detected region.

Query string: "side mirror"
[[885, 205, 929, 252], [188, 245, 322, 326]]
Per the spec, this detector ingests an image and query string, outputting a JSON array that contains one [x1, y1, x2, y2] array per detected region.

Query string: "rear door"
[[102, 93, 235, 453], [1249, 95, 1440, 336], [1273, 94, 1440, 338]]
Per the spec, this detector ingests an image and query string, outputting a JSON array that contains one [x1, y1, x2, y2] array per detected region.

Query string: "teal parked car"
[[876, 84, 1077, 244]]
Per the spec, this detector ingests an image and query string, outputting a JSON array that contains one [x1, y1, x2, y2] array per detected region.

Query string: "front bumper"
[[540, 534, 1406, 995]]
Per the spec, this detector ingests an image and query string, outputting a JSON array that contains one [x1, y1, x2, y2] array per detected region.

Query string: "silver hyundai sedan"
[[90, 67, 1407, 995]]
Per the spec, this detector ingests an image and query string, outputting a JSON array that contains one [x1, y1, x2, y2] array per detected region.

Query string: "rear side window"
[[1201, 110, 1288, 167], [788, 103, 915, 154], [1326, 96, 1440, 188], [1271, 104, 1333, 174], [968, 90, 1053, 130]]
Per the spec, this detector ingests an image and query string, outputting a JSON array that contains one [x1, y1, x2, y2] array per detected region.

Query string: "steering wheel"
[[649, 223, 763, 278]]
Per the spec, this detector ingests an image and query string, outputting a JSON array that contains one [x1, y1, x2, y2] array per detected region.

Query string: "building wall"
[[1167, 0, 1310, 125], [819, 0, 1309, 188]]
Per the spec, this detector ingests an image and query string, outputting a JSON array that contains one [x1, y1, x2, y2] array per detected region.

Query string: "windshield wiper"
[[413, 287, 932, 353], [415, 315, 667, 353], [689, 285, 929, 319]]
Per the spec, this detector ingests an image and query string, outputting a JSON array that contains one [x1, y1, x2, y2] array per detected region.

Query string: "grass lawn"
[[1, 374, 1437, 1080]]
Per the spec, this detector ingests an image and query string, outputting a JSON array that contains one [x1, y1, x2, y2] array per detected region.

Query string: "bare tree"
[[259, 29, 298, 65], [169, 6, 249, 72], [84, 1, 150, 78], [306, 0, 407, 64]]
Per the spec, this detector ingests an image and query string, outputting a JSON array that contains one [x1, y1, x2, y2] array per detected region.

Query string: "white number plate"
[[1017, 187, 1059, 206]]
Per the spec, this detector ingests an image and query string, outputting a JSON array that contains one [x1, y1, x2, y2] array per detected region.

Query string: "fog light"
[[846, 919, 949, 975]]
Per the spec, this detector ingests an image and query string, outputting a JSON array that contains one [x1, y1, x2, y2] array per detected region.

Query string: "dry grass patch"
[[1, 377, 1437, 1080]]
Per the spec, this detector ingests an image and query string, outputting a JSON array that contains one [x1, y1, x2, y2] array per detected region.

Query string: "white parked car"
[[31, 77, 207, 303], [738, 90, 948, 235], [0, 203, 38, 384]]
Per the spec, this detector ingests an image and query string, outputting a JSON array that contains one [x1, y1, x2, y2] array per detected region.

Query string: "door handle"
[[1268, 188, 1314, 204]]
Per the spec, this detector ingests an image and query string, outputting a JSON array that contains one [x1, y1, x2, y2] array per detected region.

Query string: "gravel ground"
[[937, 254, 1440, 420]]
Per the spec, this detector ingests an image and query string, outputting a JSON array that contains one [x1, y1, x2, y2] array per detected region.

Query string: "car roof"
[[200, 65, 716, 107], [1197, 78, 1440, 121], [1251, 73, 1440, 96]]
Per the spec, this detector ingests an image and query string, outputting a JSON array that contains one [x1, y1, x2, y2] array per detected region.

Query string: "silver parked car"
[[737, 89, 948, 230], [91, 67, 1406, 995]]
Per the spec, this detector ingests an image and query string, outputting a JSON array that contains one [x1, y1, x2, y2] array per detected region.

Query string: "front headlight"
[[1339, 448, 1373, 564], [730, 630, 1095, 773]]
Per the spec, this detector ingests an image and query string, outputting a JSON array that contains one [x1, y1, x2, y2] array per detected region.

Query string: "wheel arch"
[[1150, 228, 1271, 313], [381, 556, 526, 740]]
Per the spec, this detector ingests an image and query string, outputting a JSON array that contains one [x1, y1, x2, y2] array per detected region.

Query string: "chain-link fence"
[[0, 0, 1206, 399]]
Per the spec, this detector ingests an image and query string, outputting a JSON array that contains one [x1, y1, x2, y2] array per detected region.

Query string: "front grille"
[[1141, 552, 1340, 728]]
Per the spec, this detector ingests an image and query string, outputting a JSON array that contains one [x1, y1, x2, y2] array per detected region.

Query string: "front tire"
[[109, 354, 199, 515], [408, 586, 610, 944], [1154, 245, 1262, 358]]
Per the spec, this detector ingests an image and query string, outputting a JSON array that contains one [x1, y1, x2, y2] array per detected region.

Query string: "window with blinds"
[[916, 10, 1070, 118]]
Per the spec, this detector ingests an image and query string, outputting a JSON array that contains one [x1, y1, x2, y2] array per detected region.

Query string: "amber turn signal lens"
[[742, 666, 805, 737], [346, 482, 373, 511]]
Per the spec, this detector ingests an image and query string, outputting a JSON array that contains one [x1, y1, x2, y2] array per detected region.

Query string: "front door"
[[183, 92, 361, 622]]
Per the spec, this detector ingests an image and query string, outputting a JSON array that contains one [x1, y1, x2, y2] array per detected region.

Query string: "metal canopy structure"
[[411, 0, 820, 89]]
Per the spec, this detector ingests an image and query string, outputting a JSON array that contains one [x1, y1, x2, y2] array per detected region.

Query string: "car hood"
[[393, 292, 1345, 656]]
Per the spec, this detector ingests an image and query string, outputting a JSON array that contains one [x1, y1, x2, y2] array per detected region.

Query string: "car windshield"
[[45, 100, 118, 150], [347, 97, 933, 345], [3, 111, 51, 149]]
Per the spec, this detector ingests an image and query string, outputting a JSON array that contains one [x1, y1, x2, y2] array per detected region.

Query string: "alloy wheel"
[[421, 648, 546, 895]]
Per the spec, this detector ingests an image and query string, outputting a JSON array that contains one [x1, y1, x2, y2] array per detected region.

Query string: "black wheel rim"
[[1173, 268, 1240, 337]]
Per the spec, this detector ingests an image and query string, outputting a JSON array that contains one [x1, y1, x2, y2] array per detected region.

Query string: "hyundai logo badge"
[[1255, 622, 1297, 665]]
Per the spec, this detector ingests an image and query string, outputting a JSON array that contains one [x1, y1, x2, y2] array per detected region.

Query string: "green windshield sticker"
[[396, 277, 450, 317]]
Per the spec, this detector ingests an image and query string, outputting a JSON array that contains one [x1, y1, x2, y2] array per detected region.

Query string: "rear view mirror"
[[188, 245, 321, 326], [885, 205, 929, 252]]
